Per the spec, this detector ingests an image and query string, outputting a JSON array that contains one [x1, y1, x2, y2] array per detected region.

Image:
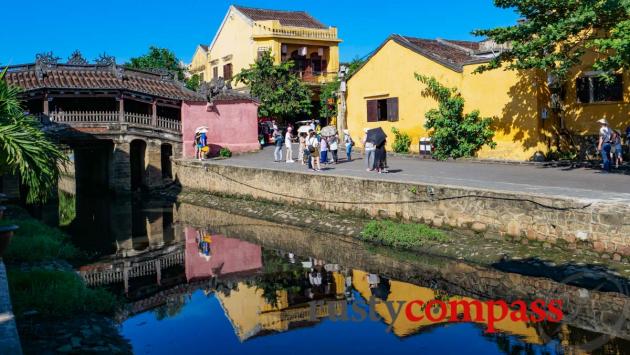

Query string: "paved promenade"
[[201, 145, 630, 203]]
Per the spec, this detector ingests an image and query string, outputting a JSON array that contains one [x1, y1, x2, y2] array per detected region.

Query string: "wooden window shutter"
[[367, 100, 378, 122], [223, 64, 233, 80], [386, 97, 399, 121], [213, 67, 218, 79]]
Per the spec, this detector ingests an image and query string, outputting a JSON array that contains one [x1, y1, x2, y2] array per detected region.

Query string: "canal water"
[[55, 191, 630, 355]]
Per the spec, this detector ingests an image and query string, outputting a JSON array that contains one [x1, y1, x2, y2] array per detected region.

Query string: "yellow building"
[[345, 35, 630, 161], [190, 5, 341, 91]]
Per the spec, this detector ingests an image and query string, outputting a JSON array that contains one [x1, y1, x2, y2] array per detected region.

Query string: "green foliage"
[[360, 220, 448, 250], [219, 147, 232, 158], [319, 80, 339, 120], [391, 127, 412, 153], [0, 69, 68, 203], [234, 51, 312, 121], [58, 191, 76, 227], [318, 57, 366, 119], [248, 250, 306, 307], [473, 0, 630, 81], [8, 268, 119, 318], [185, 74, 201, 91], [2, 214, 81, 263], [415, 75, 496, 160], [126, 46, 185, 80]]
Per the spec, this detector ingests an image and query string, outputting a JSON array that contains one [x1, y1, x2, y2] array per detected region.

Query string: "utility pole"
[[336, 65, 348, 135]]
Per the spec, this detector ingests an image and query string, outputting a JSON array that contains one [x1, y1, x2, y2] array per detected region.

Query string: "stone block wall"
[[172, 160, 630, 259]]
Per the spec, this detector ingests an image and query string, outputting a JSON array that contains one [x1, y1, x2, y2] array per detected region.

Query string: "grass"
[[360, 220, 449, 250], [8, 268, 119, 318], [2, 215, 81, 264]]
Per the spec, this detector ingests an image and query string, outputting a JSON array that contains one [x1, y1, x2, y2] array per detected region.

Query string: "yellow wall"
[[563, 51, 630, 134], [346, 38, 630, 161], [207, 7, 255, 89], [199, 6, 341, 90], [189, 47, 207, 79], [346, 40, 461, 153]]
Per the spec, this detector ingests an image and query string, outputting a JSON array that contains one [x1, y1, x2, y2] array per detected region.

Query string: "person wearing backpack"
[[343, 129, 354, 162], [273, 130, 284, 162]]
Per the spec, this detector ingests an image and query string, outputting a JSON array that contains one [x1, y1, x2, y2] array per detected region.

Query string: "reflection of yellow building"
[[352, 270, 542, 343], [190, 5, 341, 89], [216, 277, 345, 341], [346, 35, 630, 160]]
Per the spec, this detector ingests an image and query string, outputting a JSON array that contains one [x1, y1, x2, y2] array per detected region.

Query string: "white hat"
[[597, 118, 609, 125], [343, 129, 349, 134], [364, 128, 369, 133]]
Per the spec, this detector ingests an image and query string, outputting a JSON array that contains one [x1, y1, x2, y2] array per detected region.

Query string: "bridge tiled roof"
[[4, 64, 206, 102], [234, 5, 327, 29]]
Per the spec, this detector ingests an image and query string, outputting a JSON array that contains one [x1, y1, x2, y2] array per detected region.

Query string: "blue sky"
[[0, 0, 518, 66]]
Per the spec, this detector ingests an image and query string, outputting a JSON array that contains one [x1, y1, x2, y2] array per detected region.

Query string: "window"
[[223, 63, 233, 80], [367, 98, 398, 122], [213, 67, 218, 79], [576, 73, 623, 103], [199, 72, 204, 82]]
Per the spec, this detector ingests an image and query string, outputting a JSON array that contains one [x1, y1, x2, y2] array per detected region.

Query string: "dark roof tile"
[[234, 5, 327, 29], [4, 64, 205, 101]]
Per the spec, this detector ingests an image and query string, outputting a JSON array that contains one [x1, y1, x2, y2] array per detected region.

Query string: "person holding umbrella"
[[362, 128, 376, 171], [365, 127, 388, 173]]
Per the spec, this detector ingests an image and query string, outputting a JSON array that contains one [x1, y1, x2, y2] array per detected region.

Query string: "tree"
[[126, 46, 186, 81], [473, 0, 630, 81], [319, 57, 366, 121], [185, 74, 201, 91], [0, 69, 67, 203], [415, 75, 496, 160], [235, 51, 312, 122]]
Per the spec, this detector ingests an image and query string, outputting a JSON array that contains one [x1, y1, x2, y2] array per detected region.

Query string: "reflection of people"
[[309, 270, 322, 286], [196, 229, 212, 257]]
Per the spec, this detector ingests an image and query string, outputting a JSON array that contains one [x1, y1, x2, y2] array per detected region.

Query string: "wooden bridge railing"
[[40, 111, 181, 133]]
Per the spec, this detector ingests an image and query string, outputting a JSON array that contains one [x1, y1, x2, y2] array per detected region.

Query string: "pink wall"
[[181, 100, 260, 158], [184, 227, 263, 281]]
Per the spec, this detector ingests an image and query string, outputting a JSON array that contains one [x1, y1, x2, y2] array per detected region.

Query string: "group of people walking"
[[272, 123, 354, 172], [597, 118, 626, 172], [271, 121, 391, 173]]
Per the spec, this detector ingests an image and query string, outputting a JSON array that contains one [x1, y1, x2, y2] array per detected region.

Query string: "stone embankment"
[[173, 159, 630, 260]]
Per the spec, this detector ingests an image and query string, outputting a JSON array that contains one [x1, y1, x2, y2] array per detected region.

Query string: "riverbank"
[[172, 157, 630, 261], [169, 194, 630, 343], [1, 206, 131, 354]]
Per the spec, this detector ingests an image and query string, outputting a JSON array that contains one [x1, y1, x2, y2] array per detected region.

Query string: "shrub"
[[219, 147, 232, 158], [391, 127, 412, 153], [2, 216, 80, 263], [360, 220, 448, 250], [415, 75, 496, 160], [8, 268, 119, 318]]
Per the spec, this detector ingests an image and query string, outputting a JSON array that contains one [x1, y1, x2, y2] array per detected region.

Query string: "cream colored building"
[[190, 5, 341, 91]]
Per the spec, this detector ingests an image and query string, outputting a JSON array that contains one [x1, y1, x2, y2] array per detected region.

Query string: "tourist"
[[298, 132, 307, 165], [343, 129, 353, 161], [613, 129, 623, 168], [320, 135, 329, 165], [194, 132, 201, 160], [374, 139, 389, 173], [597, 118, 612, 172], [199, 130, 208, 160], [310, 119, 316, 132], [273, 130, 284, 162], [329, 133, 339, 164], [285, 127, 295, 163], [362, 128, 376, 171], [307, 130, 321, 171]]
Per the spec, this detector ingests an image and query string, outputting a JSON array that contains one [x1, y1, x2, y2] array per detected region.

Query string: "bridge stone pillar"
[[144, 140, 164, 188], [109, 141, 131, 194]]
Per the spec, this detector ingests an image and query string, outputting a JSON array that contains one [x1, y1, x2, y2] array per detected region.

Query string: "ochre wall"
[[346, 39, 630, 161], [181, 100, 260, 157], [345, 40, 461, 152], [207, 8, 254, 88]]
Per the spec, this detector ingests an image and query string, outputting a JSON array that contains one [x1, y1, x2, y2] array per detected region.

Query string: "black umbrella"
[[366, 127, 387, 146]]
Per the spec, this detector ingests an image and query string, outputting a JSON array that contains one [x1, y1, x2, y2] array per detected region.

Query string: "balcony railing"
[[252, 22, 339, 41], [292, 70, 337, 84], [38, 111, 181, 133]]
